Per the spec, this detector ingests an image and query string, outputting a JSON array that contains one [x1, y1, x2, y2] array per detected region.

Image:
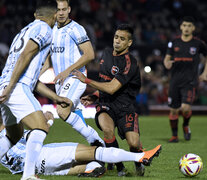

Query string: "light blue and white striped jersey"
[[0, 20, 53, 91], [51, 20, 89, 76], [0, 129, 28, 174]]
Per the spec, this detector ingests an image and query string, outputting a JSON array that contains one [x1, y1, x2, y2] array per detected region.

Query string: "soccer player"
[[163, 16, 207, 143], [0, 1, 70, 180], [72, 24, 146, 176], [0, 112, 162, 177], [41, 0, 104, 146]]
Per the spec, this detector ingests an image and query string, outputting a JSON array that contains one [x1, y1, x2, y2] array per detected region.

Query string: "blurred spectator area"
[[1, 0, 207, 114]]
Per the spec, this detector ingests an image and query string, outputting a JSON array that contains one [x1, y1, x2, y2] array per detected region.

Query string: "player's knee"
[[181, 106, 191, 115], [103, 128, 114, 139], [57, 108, 71, 121], [170, 109, 178, 115]]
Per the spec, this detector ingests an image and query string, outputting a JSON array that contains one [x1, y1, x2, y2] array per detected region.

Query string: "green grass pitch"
[[0, 115, 206, 180]]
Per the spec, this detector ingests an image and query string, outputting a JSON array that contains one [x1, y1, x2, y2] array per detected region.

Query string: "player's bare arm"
[[39, 54, 52, 77], [35, 80, 70, 108], [163, 54, 174, 69], [199, 56, 207, 81], [54, 41, 95, 85], [0, 40, 39, 104], [72, 69, 122, 95]]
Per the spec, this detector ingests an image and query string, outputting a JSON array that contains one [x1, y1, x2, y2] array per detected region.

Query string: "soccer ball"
[[179, 153, 203, 177]]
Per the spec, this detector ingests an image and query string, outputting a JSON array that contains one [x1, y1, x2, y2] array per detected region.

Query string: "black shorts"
[[168, 83, 196, 109], [95, 102, 140, 140]]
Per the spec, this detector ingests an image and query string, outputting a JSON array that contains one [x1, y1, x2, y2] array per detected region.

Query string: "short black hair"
[[36, 0, 57, 10], [180, 16, 195, 25], [116, 24, 134, 40], [35, 0, 57, 17], [57, 0, 70, 6]]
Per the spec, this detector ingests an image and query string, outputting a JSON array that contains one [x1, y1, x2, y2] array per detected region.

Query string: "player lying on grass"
[[0, 111, 162, 177]]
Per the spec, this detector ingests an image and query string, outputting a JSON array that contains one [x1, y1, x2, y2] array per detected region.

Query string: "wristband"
[[47, 119, 54, 127], [85, 78, 92, 84]]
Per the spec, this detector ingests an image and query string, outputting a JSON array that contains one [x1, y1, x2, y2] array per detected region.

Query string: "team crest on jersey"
[[189, 47, 197, 55], [111, 66, 119, 75]]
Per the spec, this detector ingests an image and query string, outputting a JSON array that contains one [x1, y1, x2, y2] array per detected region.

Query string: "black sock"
[[170, 119, 178, 136], [183, 111, 192, 127]]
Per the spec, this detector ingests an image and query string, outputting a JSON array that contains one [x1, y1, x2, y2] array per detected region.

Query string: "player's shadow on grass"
[[154, 137, 187, 143]]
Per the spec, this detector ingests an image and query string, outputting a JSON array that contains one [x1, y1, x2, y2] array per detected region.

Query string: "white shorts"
[[55, 75, 86, 111], [0, 83, 42, 126], [36, 142, 78, 175]]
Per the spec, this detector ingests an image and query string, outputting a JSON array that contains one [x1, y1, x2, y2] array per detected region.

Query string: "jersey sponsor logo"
[[189, 47, 197, 55], [99, 73, 112, 81], [125, 122, 132, 128], [174, 57, 193, 61], [111, 66, 119, 75], [51, 43, 65, 53], [174, 47, 180, 52]]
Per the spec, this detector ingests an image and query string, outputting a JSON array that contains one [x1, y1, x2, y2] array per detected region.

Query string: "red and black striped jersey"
[[166, 36, 207, 86], [98, 48, 141, 105]]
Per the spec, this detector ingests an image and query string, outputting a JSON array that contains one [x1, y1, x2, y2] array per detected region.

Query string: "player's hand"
[[44, 111, 54, 121], [0, 86, 12, 104], [54, 70, 70, 86], [55, 96, 70, 108], [199, 73, 207, 81], [72, 69, 86, 83], [81, 95, 97, 106], [164, 60, 174, 69]]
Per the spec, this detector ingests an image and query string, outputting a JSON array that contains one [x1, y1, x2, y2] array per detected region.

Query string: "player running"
[[164, 16, 207, 142]]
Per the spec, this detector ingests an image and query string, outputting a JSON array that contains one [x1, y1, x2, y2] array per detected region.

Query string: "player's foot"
[[20, 175, 45, 180], [135, 163, 145, 176], [139, 145, 161, 166], [183, 126, 191, 140], [107, 163, 115, 170], [117, 167, 130, 177], [168, 136, 179, 143], [90, 140, 105, 147], [78, 166, 106, 177]]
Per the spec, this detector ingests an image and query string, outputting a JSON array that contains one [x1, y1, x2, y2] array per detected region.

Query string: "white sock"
[[22, 129, 46, 178], [85, 161, 102, 172], [86, 125, 105, 146], [65, 112, 103, 145], [95, 147, 144, 163], [0, 135, 13, 159]]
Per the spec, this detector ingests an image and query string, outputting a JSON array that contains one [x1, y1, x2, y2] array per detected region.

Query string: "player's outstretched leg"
[[65, 110, 105, 147], [94, 144, 162, 166], [139, 145, 162, 166]]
